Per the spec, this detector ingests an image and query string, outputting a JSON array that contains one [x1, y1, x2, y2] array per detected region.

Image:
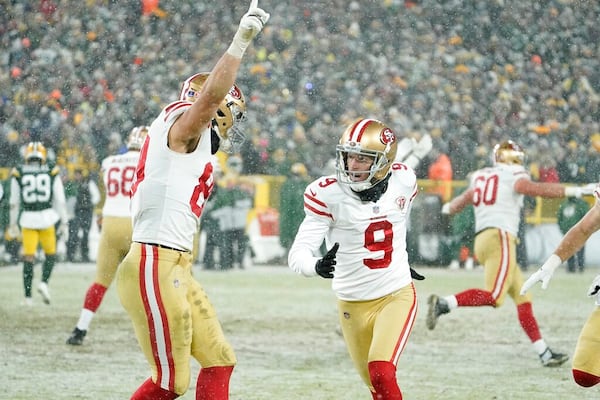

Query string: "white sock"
[[444, 295, 458, 310], [532, 339, 548, 356], [76, 309, 95, 331]]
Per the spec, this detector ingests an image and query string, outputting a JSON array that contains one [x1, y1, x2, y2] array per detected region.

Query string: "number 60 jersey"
[[469, 163, 529, 238], [288, 163, 418, 301]]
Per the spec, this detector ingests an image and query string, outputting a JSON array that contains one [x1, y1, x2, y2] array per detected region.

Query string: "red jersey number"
[[473, 174, 499, 206], [190, 163, 214, 218], [106, 166, 136, 197], [364, 220, 393, 269]]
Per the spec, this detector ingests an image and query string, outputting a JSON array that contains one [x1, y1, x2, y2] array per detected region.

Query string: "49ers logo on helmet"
[[380, 128, 396, 145], [229, 86, 242, 99]]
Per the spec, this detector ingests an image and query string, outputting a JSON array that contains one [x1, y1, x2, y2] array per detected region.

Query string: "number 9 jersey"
[[288, 163, 418, 301]]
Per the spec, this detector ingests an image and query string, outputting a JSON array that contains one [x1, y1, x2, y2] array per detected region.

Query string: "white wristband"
[[564, 186, 581, 197], [227, 33, 247, 59]]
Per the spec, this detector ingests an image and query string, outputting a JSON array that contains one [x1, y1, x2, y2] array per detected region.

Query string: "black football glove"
[[315, 242, 339, 279], [410, 267, 425, 281]]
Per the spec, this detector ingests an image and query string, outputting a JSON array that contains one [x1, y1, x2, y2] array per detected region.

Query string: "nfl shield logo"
[[397, 197, 406, 211]]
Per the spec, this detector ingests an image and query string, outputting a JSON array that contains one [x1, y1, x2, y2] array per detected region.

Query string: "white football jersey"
[[288, 163, 418, 301], [469, 163, 529, 237], [100, 150, 140, 217], [130, 101, 214, 252]]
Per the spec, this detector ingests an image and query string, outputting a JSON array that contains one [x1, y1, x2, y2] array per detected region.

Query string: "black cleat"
[[66, 328, 87, 345], [426, 294, 450, 330], [540, 348, 569, 367]]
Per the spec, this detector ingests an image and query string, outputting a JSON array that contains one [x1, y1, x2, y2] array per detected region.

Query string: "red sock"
[[196, 366, 234, 400], [368, 361, 402, 400], [131, 378, 178, 400], [516, 302, 541, 342], [573, 369, 600, 387], [83, 283, 108, 312], [455, 289, 495, 307]]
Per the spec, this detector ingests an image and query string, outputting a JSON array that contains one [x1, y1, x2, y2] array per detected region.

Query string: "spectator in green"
[[557, 196, 590, 272], [446, 186, 476, 270], [210, 156, 254, 270], [279, 163, 311, 257]]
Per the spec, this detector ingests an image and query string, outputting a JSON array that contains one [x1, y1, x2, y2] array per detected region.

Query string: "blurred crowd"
[[1, 0, 600, 182]]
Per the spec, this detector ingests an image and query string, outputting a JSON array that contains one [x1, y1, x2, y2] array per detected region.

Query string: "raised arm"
[[169, 0, 269, 153]]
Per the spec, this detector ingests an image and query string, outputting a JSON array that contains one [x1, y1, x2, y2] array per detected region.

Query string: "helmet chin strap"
[[210, 123, 221, 155]]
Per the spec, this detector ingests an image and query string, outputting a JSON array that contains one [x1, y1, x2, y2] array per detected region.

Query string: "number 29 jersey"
[[10, 163, 65, 229], [469, 163, 529, 237], [288, 163, 418, 301]]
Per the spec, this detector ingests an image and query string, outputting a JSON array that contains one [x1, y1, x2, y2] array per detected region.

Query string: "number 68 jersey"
[[100, 151, 141, 218], [288, 163, 418, 301]]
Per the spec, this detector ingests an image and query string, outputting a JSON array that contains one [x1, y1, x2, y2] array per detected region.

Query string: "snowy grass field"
[[0, 262, 598, 400]]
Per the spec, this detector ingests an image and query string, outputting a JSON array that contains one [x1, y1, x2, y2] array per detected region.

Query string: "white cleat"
[[21, 297, 33, 306], [37, 282, 51, 305]]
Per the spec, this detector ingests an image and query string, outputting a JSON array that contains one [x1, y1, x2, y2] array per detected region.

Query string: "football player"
[[114, 2, 269, 399], [521, 184, 600, 387], [9, 141, 68, 305], [428, 140, 595, 367], [66, 126, 148, 345], [288, 118, 422, 400]]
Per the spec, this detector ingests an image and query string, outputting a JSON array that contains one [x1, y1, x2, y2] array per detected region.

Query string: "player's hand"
[[520, 254, 562, 295], [7, 224, 20, 239], [581, 183, 598, 196], [587, 274, 600, 305], [441, 203, 451, 215], [413, 134, 433, 159], [228, 0, 270, 58], [395, 137, 413, 162], [565, 185, 595, 199], [315, 242, 339, 279], [58, 223, 69, 239], [410, 267, 425, 281]]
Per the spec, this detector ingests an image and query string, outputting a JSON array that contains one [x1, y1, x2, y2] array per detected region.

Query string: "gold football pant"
[[338, 283, 417, 392], [116, 242, 236, 395], [94, 216, 132, 287], [573, 307, 600, 378]]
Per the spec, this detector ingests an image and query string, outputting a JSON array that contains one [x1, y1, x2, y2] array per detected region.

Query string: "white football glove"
[[564, 186, 584, 198], [413, 134, 433, 160], [7, 224, 20, 239], [587, 274, 600, 306], [395, 137, 414, 163], [520, 254, 562, 295], [581, 183, 598, 196], [441, 203, 451, 215], [227, 0, 270, 58]]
